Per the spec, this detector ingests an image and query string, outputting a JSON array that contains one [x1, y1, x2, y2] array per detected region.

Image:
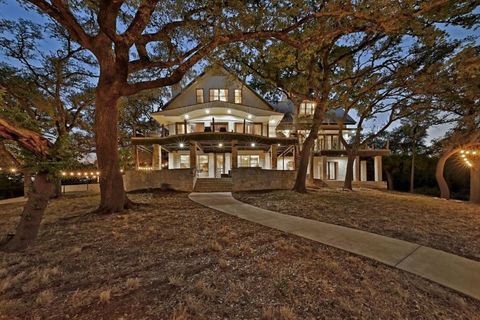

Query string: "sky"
[[0, 0, 478, 143]]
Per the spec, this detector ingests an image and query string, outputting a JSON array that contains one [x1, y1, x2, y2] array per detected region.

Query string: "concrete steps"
[[194, 178, 233, 192]]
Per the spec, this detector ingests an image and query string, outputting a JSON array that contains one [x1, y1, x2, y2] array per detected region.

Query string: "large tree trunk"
[[293, 135, 316, 193], [94, 87, 131, 213], [435, 149, 457, 199], [1, 172, 54, 252], [343, 152, 356, 190], [386, 170, 394, 190], [409, 144, 416, 193]]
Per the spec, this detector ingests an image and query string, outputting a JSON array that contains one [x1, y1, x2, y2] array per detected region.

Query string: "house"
[[127, 65, 389, 192]]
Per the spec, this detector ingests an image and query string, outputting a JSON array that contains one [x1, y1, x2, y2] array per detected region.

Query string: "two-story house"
[[130, 65, 388, 191]]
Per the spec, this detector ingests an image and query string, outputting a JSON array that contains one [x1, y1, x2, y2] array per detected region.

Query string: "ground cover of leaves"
[[235, 189, 480, 261], [1, 191, 479, 319]]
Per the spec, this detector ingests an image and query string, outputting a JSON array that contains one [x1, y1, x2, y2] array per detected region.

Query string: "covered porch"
[[131, 132, 299, 178]]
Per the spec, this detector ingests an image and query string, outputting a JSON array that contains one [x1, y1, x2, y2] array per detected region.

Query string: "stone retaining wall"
[[123, 169, 196, 192], [232, 168, 296, 192]]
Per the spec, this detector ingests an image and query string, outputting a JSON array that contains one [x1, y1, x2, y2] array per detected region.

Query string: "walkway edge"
[[189, 192, 480, 301]]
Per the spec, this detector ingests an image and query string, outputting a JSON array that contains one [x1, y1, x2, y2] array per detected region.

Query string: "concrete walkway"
[[189, 192, 480, 300]]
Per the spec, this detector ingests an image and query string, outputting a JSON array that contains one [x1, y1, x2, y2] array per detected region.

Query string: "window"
[[175, 122, 186, 134], [188, 123, 205, 133], [197, 155, 209, 176], [180, 155, 190, 168], [235, 123, 245, 133], [299, 101, 316, 116], [212, 122, 228, 132], [238, 155, 260, 167], [209, 89, 228, 102], [253, 123, 263, 135], [196, 89, 204, 103], [234, 89, 242, 104], [327, 161, 337, 180], [332, 136, 339, 149]]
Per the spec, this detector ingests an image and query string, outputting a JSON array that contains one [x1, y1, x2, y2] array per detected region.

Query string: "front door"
[[197, 155, 209, 178], [215, 153, 225, 178]]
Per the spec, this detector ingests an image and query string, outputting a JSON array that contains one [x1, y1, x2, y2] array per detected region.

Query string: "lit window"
[[300, 101, 316, 116], [234, 89, 242, 104], [180, 155, 190, 168], [209, 89, 228, 102], [196, 89, 204, 103], [327, 161, 337, 180], [238, 155, 260, 167]]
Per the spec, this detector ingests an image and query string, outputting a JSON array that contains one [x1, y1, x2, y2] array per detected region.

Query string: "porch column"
[[189, 141, 197, 169], [309, 148, 315, 180], [231, 140, 238, 169], [353, 156, 360, 181], [374, 156, 383, 181], [134, 145, 139, 170], [152, 144, 162, 170], [470, 159, 480, 204], [360, 160, 367, 181], [321, 156, 327, 180], [294, 145, 300, 170], [271, 144, 278, 170]]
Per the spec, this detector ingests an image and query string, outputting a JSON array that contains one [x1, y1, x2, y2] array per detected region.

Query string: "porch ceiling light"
[[205, 109, 210, 114], [247, 114, 252, 119], [270, 119, 275, 124], [218, 143, 223, 147], [179, 143, 185, 148], [251, 142, 256, 147], [184, 114, 189, 119], [227, 109, 232, 114]]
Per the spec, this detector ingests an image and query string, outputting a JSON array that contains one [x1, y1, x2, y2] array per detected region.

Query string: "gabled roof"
[[161, 64, 276, 111]]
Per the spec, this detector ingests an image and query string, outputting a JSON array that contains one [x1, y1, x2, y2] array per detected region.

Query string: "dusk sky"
[[1, 1, 478, 143]]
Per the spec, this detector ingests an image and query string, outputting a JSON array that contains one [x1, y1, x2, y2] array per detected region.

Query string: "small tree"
[[0, 23, 93, 251]]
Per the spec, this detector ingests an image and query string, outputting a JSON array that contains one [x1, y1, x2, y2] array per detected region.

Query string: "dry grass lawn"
[[234, 189, 480, 261], [0, 191, 479, 319]]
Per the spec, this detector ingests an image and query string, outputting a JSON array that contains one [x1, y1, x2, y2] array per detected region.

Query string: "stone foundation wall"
[[123, 169, 196, 192], [232, 168, 296, 192]]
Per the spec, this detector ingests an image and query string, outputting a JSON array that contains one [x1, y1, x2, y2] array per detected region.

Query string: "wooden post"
[[266, 123, 269, 137], [321, 156, 327, 180], [353, 156, 360, 181], [134, 145, 139, 170], [212, 117, 215, 132], [374, 156, 383, 181], [189, 141, 197, 169], [309, 147, 315, 180], [184, 119, 187, 134], [231, 140, 238, 169], [271, 144, 278, 170], [243, 119, 246, 134], [294, 144, 300, 170], [152, 144, 162, 170]]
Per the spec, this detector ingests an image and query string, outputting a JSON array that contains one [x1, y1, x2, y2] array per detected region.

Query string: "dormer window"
[[300, 101, 316, 116], [234, 89, 242, 104], [196, 89, 204, 103], [209, 89, 228, 102]]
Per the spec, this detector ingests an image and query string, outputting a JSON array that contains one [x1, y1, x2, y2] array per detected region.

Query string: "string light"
[[459, 148, 480, 168]]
